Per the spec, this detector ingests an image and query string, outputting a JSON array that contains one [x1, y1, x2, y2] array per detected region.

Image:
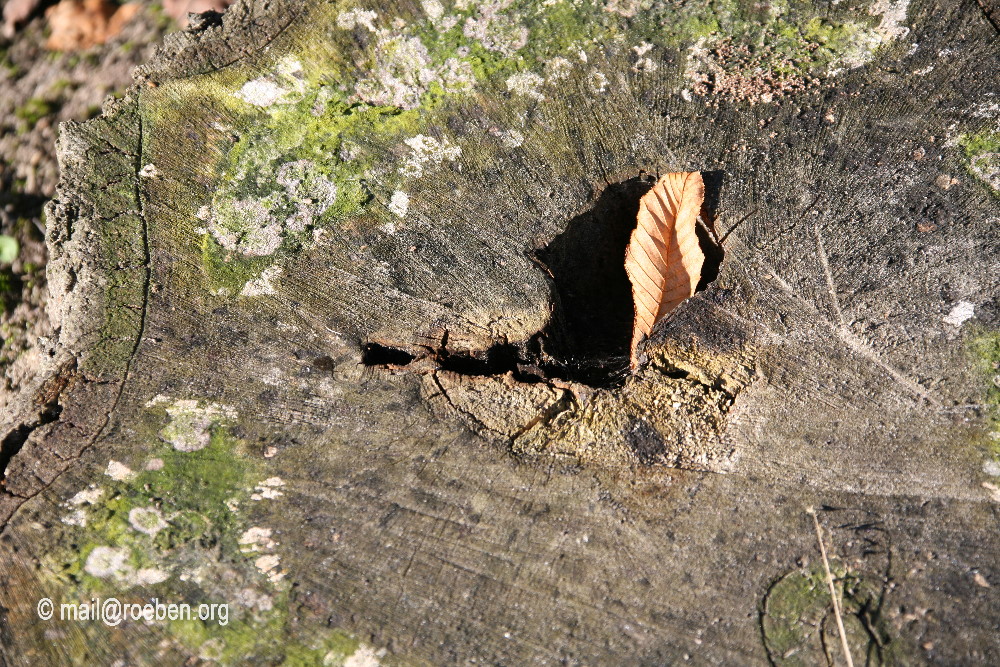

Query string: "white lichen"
[[129, 568, 168, 587], [400, 134, 462, 178], [241, 266, 284, 297], [355, 34, 474, 110], [337, 8, 378, 31], [61, 509, 87, 527], [588, 70, 609, 94], [254, 554, 285, 583], [506, 71, 545, 101], [233, 57, 307, 108], [105, 460, 135, 482], [943, 301, 975, 327], [251, 477, 286, 501], [343, 644, 388, 667], [421, 0, 444, 21], [871, 0, 911, 41], [84, 546, 129, 579], [239, 526, 277, 551], [356, 34, 436, 110], [198, 639, 226, 662], [439, 57, 476, 92], [463, 3, 528, 56], [205, 159, 335, 260], [128, 507, 168, 536], [235, 587, 274, 611], [604, 0, 640, 17], [69, 487, 104, 506], [159, 399, 237, 452], [498, 129, 524, 149], [208, 196, 284, 257], [236, 80, 288, 107], [388, 191, 410, 218], [544, 57, 573, 82]]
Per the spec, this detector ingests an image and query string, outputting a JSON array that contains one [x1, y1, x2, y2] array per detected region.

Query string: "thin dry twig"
[[807, 507, 855, 667]]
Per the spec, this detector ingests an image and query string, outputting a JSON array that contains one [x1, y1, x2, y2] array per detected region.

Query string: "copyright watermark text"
[[37, 597, 229, 627]]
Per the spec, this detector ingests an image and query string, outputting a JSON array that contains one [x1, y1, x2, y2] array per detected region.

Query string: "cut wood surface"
[[1, 0, 999, 664]]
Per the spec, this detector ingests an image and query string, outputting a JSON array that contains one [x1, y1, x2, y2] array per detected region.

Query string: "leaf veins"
[[624, 171, 705, 368]]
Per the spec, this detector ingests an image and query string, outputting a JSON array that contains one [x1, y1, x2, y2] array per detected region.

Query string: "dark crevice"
[[533, 175, 654, 384], [362, 172, 724, 389], [1, 106, 151, 529], [652, 360, 736, 400], [697, 169, 726, 290], [975, 0, 1000, 35], [362, 343, 416, 367], [0, 402, 62, 488]]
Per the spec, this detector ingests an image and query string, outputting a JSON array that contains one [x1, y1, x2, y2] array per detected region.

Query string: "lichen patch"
[[128, 507, 168, 536], [943, 301, 975, 328], [104, 460, 135, 481], [83, 545, 129, 579], [388, 190, 410, 218], [241, 266, 284, 297], [234, 57, 307, 108], [399, 133, 462, 178], [68, 486, 104, 506], [159, 399, 237, 452]]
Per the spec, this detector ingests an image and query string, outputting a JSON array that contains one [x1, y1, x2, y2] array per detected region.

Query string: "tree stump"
[[2, 0, 998, 664]]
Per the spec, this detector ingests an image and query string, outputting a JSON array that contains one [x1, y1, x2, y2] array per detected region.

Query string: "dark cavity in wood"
[[363, 174, 725, 388]]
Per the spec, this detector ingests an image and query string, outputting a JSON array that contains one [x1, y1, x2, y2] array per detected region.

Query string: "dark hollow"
[[361, 173, 724, 389], [535, 175, 655, 385], [362, 343, 416, 367], [697, 170, 725, 290]]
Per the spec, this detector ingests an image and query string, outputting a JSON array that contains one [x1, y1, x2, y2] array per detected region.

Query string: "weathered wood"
[[2, 0, 999, 664]]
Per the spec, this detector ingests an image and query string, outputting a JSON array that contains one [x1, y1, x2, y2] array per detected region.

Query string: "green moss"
[[49, 424, 256, 591], [970, 330, 1000, 465], [153, 0, 896, 299], [15, 97, 55, 126], [200, 235, 278, 295], [959, 132, 1000, 194], [36, 406, 384, 662], [169, 593, 366, 665], [762, 563, 896, 666], [960, 132, 1000, 156]]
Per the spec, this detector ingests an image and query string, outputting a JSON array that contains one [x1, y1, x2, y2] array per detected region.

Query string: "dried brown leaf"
[[44, 0, 140, 52], [624, 171, 705, 368]]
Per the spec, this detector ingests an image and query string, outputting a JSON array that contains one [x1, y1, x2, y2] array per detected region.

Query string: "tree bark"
[[1, 0, 998, 664]]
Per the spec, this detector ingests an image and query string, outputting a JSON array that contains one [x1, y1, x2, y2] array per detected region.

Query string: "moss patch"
[[959, 131, 1000, 193], [47, 424, 259, 592], [140, 0, 904, 297], [34, 397, 383, 663], [970, 330, 1000, 478], [762, 563, 897, 666]]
